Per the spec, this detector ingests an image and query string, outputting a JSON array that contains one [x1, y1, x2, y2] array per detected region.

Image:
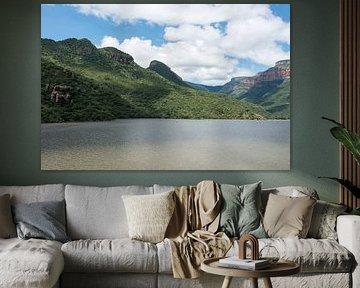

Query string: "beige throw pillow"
[[122, 191, 175, 243], [0, 194, 17, 238], [263, 193, 316, 238]]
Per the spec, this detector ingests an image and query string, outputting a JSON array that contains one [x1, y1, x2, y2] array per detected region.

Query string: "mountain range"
[[149, 59, 290, 118], [41, 38, 289, 123]]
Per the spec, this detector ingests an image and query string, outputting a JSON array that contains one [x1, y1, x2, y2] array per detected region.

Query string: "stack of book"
[[218, 257, 271, 270]]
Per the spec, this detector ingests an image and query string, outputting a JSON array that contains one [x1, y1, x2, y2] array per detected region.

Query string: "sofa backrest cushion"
[[153, 184, 176, 194], [0, 184, 65, 204], [65, 185, 153, 239]]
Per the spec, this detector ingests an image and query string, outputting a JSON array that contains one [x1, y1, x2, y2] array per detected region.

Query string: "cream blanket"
[[165, 181, 231, 278]]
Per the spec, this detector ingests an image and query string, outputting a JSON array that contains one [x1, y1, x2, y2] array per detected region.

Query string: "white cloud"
[[100, 34, 255, 85], [101, 36, 156, 68], [164, 25, 223, 45], [71, 4, 235, 26], [221, 16, 290, 66], [85, 4, 290, 85]]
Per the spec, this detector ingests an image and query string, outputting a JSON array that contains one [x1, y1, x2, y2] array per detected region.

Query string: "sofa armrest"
[[337, 215, 360, 288]]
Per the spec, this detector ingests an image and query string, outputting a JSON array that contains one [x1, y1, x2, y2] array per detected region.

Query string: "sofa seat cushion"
[[157, 238, 353, 274], [258, 238, 353, 273], [62, 239, 158, 273], [234, 238, 353, 273], [0, 238, 64, 288]]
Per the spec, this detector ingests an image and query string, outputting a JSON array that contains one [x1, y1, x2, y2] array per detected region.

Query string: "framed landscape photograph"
[[41, 4, 290, 170]]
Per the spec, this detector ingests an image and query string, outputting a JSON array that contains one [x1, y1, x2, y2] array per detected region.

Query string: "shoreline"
[[41, 118, 290, 126]]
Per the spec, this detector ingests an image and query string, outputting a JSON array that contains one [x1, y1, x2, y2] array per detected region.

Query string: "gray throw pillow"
[[0, 194, 17, 238], [12, 200, 70, 243], [218, 182, 267, 238], [307, 200, 347, 240]]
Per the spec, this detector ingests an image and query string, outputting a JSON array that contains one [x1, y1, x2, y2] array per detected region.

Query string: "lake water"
[[41, 119, 290, 170]]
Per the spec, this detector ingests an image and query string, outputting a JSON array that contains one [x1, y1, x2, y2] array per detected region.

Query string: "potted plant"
[[320, 117, 360, 215]]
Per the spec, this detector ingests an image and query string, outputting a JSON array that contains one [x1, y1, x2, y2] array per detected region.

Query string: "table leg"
[[221, 276, 233, 288], [263, 277, 273, 288], [251, 278, 258, 288]]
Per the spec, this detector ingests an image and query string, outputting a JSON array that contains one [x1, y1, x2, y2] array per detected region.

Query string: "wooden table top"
[[201, 257, 300, 278]]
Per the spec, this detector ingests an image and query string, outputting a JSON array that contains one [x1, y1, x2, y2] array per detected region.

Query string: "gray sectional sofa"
[[0, 184, 359, 288]]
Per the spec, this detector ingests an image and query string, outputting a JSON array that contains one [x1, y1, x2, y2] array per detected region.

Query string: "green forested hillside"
[[148, 60, 191, 88], [161, 60, 291, 119], [41, 38, 268, 123], [236, 79, 290, 119]]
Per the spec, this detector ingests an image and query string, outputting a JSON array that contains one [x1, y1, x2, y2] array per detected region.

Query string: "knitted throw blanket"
[[165, 181, 232, 278]]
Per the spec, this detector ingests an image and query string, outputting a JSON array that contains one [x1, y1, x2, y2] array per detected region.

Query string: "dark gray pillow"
[[218, 182, 267, 238], [12, 200, 70, 243]]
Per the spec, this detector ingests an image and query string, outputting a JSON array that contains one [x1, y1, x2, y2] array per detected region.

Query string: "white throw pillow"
[[122, 191, 175, 243]]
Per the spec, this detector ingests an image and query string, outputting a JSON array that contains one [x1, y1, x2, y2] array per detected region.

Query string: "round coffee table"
[[201, 257, 300, 288]]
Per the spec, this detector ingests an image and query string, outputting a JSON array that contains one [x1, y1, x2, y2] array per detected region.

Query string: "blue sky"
[[42, 4, 290, 85]]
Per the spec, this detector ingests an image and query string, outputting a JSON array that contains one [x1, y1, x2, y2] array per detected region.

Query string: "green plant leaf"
[[318, 177, 360, 198], [350, 208, 360, 215], [322, 117, 360, 165], [330, 127, 360, 165]]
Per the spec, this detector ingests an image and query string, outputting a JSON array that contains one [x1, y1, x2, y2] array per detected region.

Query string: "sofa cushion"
[[61, 239, 158, 273], [153, 184, 176, 194], [0, 184, 65, 204], [158, 237, 353, 274], [122, 191, 175, 243], [0, 238, 63, 288], [263, 193, 316, 238], [308, 200, 347, 240], [258, 238, 354, 273], [218, 182, 266, 238], [12, 200, 70, 243], [0, 194, 16, 238], [65, 185, 153, 239]]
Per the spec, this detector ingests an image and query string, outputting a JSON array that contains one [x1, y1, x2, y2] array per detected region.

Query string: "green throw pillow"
[[218, 182, 267, 238]]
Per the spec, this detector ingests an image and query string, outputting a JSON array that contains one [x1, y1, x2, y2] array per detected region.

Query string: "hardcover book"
[[218, 257, 271, 270]]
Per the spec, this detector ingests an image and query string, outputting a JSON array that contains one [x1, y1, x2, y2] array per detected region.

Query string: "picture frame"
[[41, 4, 290, 170]]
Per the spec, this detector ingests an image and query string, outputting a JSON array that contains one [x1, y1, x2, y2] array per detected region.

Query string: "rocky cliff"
[[221, 59, 290, 95], [255, 60, 290, 82], [219, 60, 290, 118], [220, 76, 256, 95]]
